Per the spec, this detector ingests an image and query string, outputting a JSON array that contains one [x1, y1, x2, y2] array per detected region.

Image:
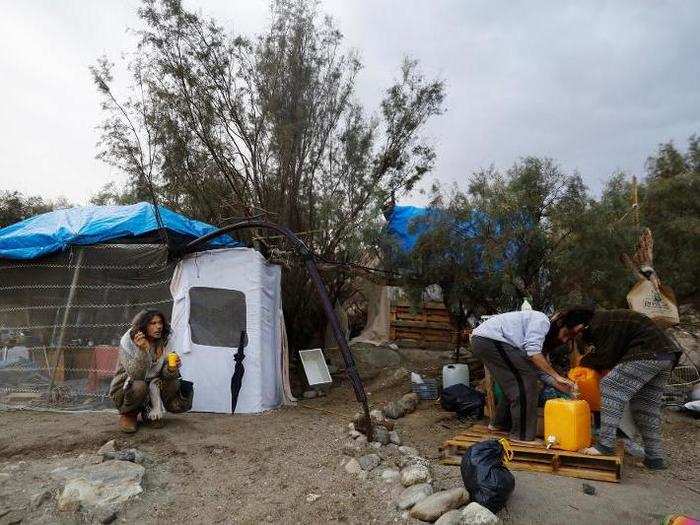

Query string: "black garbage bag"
[[441, 384, 485, 419], [460, 439, 515, 513]]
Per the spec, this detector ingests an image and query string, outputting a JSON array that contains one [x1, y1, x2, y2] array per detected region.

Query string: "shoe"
[[643, 457, 666, 470], [119, 412, 138, 433]]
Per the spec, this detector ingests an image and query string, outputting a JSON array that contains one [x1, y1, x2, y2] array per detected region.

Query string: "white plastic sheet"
[[170, 248, 284, 413]]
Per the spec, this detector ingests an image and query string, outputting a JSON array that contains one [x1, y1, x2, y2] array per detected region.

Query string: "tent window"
[[188, 287, 246, 347]]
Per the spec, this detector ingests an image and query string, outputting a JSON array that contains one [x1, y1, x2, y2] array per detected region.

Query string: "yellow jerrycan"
[[568, 366, 601, 411], [544, 398, 592, 451]]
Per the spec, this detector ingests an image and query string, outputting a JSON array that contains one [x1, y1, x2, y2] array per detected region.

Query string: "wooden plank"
[[391, 320, 454, 330]]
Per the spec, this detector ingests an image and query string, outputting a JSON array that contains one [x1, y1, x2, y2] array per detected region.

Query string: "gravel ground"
[[0, 376, 698, 524]]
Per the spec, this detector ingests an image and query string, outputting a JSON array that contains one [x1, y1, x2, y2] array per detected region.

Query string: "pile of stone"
[[341, 409, 501, 524]]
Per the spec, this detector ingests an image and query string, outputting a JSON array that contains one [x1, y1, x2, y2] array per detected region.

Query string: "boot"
[[119, 412, 138, 433]]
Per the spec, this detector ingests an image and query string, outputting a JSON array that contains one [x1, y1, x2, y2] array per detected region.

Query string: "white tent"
[[169, 248, 286, 413]]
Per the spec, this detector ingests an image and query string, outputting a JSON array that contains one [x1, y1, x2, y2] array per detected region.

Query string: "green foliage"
[[0, 191, 68, 229], [92, 0, 445, 348]]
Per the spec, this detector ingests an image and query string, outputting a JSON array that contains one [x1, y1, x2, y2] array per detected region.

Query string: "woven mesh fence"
[[0, 244, 174, 411]]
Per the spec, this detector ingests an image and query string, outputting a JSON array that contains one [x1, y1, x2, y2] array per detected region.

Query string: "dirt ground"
[[1, 378, 699, 524]]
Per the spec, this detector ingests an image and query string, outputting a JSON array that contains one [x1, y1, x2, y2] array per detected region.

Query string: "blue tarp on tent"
[[0, 202, 239, 260]]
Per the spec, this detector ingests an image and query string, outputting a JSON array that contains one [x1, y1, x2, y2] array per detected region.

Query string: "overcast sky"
[[1, 1, 699, 206]]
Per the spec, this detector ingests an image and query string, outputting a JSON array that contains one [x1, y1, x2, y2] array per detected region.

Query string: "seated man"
[[109, 309, 192, 433]]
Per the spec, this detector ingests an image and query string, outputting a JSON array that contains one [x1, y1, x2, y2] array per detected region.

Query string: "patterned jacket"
[[579, 309, 680, 370]]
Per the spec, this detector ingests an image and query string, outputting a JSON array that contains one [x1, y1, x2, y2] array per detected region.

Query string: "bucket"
[[442, 364, 469, 389]]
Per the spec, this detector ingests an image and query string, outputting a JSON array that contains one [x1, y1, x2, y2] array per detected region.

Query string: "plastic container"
[[568, 366, 601, 411], [442, 363, 470, 389], [411, 379, 439, 400], [544, 398, 592, 451]]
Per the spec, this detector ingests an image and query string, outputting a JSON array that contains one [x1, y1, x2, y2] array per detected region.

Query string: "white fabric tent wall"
[[169, 248, 284, 413]]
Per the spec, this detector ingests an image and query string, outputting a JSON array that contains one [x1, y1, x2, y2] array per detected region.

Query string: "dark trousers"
[[110, 378, 184, 414], [472, 336, 540, 441]]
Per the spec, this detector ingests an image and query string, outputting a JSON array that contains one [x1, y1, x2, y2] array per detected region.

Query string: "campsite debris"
[[409, 487, 469, 522], [389, 430, 402, 445], [306, 493, 321, 503], [97, 440, 117, 455], [344, 458, 362, 475], [582, 483, 596, 495], [30, 489, 52, 509], [434, 508, 462, 525], [358, 454, 381, 471], [399, 446, 420, 457], [397, 483, 434, 510], [461, 502, 500, 524], [102, 449, 145, 464], [381, 468, 401, 483], [400, 463, 432, 487], [54, 460, 144, 514]]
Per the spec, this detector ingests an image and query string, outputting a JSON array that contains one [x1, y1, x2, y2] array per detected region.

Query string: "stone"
[[342, 439, 366, 457], [380, 418, 395, 431], [358, 454, 381, 471], [370, 409, 385, 423], [102, 449, 144, 464], [0, 473, 10, 484], [389, 431, 401, 445], [303, 390, 318, 399], [582, 483, 596, 495], [400, 463, 432, 487], [399, 446, 419, 456], [461, 502, 499, 524], [383, 401, 406, 420], [349, 430, 361, 439], [306, 493, 320, 503], [97, 440, 116, 455], [31, 489, 52, 509], [435, 509, 463, 525], [381, 468, 400, 483], [57, 460, 145, 513], [344, 458, 362, 475], [397, 483, 434, 510], [398, 392, 419, 414], [356, 435, 368, 446], [348, 422, 355, 431], [410, 487, 469, 522], [398, 455, 429, 469], [373, 425, 390, 445], [369, 442, 382, 450]]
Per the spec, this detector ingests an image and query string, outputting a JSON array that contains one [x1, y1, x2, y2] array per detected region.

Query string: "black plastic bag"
[[441, 384, 485, 419], [460, 439, 515, 513]]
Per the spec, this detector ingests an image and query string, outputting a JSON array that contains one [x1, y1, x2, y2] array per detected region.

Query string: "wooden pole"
[[631, 175, 640, 229]]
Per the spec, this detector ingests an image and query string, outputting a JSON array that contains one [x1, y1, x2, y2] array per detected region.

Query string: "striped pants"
[[598, 360, 671, 459]]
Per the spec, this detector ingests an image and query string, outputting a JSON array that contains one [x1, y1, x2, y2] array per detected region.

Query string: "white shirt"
[[472, 310, 550, 356]]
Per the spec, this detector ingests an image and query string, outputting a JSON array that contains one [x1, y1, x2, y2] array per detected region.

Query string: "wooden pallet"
[[440, 425, 623, 483], [390, 301, 458, 346]]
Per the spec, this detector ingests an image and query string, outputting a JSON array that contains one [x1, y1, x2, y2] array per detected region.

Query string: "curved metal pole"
[[182, 221, 373, 436]]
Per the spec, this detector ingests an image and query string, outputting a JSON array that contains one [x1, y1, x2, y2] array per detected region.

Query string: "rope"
[[499, 437, 514, 463]]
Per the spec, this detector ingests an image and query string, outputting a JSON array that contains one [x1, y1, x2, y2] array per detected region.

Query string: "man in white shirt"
[[472, 310, 577, 443]]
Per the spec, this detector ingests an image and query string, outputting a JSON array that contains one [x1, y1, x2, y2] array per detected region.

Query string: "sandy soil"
[[0, 378, 698, 524]]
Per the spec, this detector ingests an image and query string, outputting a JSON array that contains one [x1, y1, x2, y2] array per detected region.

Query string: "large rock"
[[57, 460, 144, 512], [435, 509, 463, 525], [400, 463, 432, 487], [389, 431, 402, 445], [358, 454, 381, 471], [461, 502, 499, 524], [326, 343, 402, 379], [397, 483, 434, 510], [410, 487, 469, 522], [381, 468, 400, 483]]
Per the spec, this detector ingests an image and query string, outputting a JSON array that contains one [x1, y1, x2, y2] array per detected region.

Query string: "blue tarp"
[[385, 205, 480, 253], [0, 202, 239, 260]]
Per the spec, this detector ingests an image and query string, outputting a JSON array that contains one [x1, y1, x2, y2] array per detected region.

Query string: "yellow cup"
[[167, 352, 178, 369]]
